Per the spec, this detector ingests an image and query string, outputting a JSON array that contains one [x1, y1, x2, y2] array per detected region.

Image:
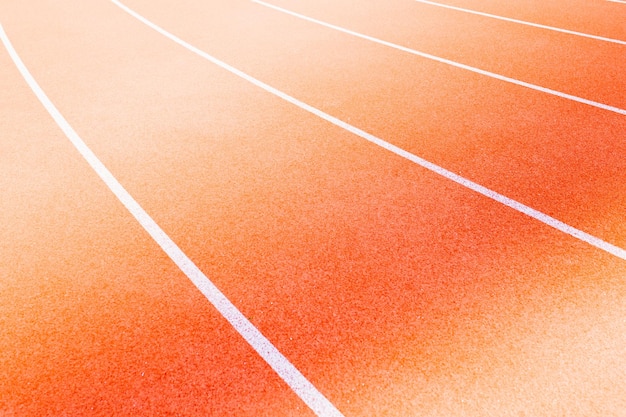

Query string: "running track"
[[1, 0, 626, 415]]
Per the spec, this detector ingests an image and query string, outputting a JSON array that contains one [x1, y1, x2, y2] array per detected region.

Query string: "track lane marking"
[[252, 0, 626, 117], [0, 23, 344, 417], [413, 0, 626, 45], [107, 1, 626, 261]]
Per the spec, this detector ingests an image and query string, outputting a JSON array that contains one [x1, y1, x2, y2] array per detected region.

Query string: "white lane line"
[[109, 0, 626, 262], [0, 23, 344, 417], [607, 0, 626, 4], [252, 0, 626, 117], [413, 0, 626, 46]]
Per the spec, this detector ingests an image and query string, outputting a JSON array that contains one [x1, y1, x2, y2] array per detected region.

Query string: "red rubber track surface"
[[1, 0, 625, 416]]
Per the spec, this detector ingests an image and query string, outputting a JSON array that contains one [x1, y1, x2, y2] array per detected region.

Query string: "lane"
[[3, 1, 625, 415], [0, 12, 317, 417], [114, 0, 626, 250], [410, 0, 626, 45], [424, 0, 626, 40], [257, 0, 626, 111], [0, 23, 341, 417], [252, 0, 626, 123]]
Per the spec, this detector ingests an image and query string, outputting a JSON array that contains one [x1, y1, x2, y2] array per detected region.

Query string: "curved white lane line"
[[107, 0, 626, 262], [413, 0, 626, 46], [252, 0, 626, 117], [0, 23, 345, 417]]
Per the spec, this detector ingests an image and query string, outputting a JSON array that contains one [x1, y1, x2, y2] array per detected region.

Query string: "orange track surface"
[[1, 0, 625, 416]]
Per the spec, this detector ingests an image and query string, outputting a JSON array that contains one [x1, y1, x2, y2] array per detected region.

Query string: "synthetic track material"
[[252, 0, 626, 117], [108, 0, 626, 262], [412, 0, 626, 45], [0, 22, 345, 417]]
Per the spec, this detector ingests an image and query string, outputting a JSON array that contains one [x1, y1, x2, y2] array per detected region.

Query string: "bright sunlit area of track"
[[1, 0, 625, 416]]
